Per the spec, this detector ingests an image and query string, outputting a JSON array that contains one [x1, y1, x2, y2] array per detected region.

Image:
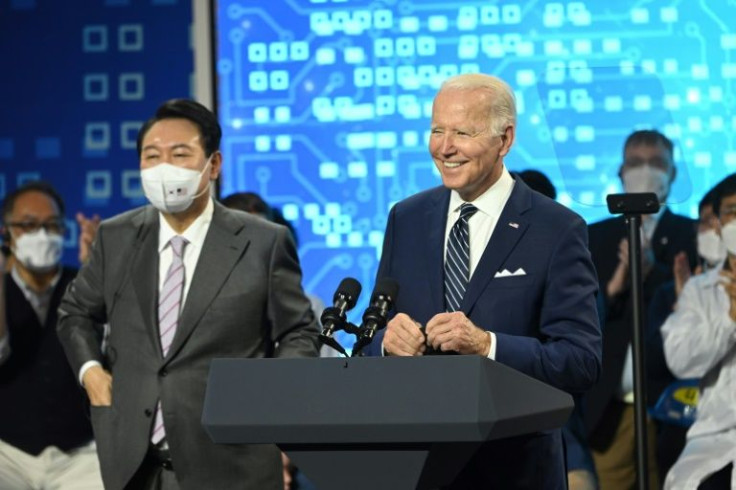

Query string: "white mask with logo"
[[720, 220, 736, 256], [621, 165, 670, 202], [141, 158, 211, 214], [13, 229, 64, 273], [697, 229, 727, 266]]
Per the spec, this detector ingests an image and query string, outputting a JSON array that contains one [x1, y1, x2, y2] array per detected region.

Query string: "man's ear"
[[499, 125, 515, 157], [209, 151, 223, 181]]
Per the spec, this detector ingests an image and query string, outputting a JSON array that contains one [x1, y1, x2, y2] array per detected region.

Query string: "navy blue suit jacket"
[[368, 177, 602, 488]]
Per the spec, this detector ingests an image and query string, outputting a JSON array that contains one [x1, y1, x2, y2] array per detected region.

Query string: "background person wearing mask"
[[661, 173, 736, 489], [57, 99, 319, 490], [646, 183, 727, 486], [585, 130, 698, 489], [0, 181, 102, 489]]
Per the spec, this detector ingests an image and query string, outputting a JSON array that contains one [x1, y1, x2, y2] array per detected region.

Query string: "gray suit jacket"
[[57, 202, 319, 490]]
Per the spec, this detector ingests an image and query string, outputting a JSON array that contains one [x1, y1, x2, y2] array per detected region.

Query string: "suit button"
[[144, 409, 152, 417], [160, 369, 168, 377]]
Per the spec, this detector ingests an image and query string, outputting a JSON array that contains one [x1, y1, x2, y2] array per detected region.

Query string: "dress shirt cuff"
[[79, 360, 103, 386], [0, 332, 10, 365], [486, 331, 497, 360]]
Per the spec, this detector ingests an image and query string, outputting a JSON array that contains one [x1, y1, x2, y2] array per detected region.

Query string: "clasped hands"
[[383, 312, 491, 357]]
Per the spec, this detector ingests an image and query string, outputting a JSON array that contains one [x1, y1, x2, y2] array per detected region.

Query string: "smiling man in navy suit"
[[369, 73, 602, 489]]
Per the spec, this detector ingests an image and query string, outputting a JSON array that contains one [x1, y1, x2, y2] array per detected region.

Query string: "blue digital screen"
[[215, 1, 736, 334]]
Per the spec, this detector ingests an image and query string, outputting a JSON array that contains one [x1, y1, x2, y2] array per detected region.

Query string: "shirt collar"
[[448, 166, 515, 218], [642, 205, 667, 235], [157, 197, 214, 252], [10, 264, 61, 296]]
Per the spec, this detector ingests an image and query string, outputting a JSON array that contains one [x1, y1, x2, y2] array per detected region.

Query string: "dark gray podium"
[[202, 356, 573, 490]]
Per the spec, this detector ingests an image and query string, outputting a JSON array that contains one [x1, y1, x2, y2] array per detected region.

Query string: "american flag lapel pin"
[[509, 222, 519, 229]]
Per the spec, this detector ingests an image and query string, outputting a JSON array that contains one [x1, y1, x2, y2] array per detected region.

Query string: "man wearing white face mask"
[[646, 183, 727, 486], [662, 173, 736, 489], [0, 181, 103, 489], [585, 130, 698, 489], [57, 99, 319, 490]]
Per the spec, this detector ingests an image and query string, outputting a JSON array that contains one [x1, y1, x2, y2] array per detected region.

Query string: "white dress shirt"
[[444, 167, 515, 360], [661, 264, 736, 489], [79, 199, 215, 383]]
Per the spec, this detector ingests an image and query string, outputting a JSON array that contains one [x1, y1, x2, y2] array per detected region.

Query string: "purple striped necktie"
[[152, 235, 187, 445]]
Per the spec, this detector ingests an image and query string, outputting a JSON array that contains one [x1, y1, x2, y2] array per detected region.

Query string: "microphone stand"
[[606, 192, 659, 490]]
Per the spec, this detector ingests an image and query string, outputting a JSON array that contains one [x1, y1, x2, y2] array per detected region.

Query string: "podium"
[[202, 356, 573, 490]]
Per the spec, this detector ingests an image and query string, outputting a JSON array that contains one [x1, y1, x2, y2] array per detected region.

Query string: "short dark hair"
[[221, 191, 299, 245], [699, 184, 721, 214], [713, 173, 736, 217], [517, 169, 557, 200], [136, 99, 222, 157], [623, 129, 674, 160], [221, 192, 274, 220], [2, 180, 66, 224]]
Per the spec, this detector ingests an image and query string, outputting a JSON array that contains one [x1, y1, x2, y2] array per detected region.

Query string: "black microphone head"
[[371, 277, 399, 305], [334, 277, 362, 309]]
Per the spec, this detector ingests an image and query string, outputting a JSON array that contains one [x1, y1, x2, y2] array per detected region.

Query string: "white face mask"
[[720, 220, 736, 256], [621, 165, 670, 202], [13, 229, 64, 273], [697, 229, 727, 266], [141, 158, 211, 214]]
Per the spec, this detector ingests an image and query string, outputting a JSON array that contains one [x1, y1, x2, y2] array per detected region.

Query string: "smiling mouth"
[[443, 161, 465, 168]]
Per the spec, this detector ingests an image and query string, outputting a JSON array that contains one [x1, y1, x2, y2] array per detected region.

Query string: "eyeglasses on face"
[[7, 219, 66, 235]]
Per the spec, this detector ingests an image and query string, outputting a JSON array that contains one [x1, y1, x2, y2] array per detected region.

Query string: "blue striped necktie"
[[444, 203, 478, 312]]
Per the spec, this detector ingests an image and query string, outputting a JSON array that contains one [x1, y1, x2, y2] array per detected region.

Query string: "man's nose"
[[438, 134, 455, 154]]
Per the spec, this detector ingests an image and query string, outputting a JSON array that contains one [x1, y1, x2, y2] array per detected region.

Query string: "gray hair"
[[438, 73, 516, 135]]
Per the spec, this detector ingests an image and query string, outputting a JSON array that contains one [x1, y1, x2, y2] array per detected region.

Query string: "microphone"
[[351, 277, 399, 356], [318, 277, 362, 355]]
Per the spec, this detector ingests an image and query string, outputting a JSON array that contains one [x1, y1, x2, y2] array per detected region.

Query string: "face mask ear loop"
[[190, 157, 213, 201]]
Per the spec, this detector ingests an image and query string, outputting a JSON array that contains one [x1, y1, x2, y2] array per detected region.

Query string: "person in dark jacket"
[[0, 181, 102, 489]]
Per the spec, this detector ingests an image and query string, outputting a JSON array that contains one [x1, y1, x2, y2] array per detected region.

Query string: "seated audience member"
[[518, 169, 598, 490], [517, 169, 557, 200], [647, 184, 726, 485], [662, 173, 736, 489], [0, 181, 102, 489]]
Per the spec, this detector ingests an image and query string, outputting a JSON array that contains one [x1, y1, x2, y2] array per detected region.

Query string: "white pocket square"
[[494, 268, 527, 278]]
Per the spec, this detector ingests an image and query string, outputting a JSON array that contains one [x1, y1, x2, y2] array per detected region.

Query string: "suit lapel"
[[462, 178, 532, 315], [130, 207, 161, 355], [425, 190, 451, 313], [650, 208, 675, 259], [164, 203, 250, 362]]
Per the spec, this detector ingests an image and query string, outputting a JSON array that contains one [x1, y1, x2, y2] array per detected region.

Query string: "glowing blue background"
[[0, 0, 193, 266], [216, 1, 735, 334]]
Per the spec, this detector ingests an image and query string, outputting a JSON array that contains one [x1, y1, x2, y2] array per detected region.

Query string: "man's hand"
[[383, 313, 426, 356], [673, 251, 691, 298], [76, 212, 101, 265], [607, 237, 656, 299], [425, 311, 490, 356], [719, 269, 736, 322], [82, 365, 113, 406], [607, 238, 630, 299]]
